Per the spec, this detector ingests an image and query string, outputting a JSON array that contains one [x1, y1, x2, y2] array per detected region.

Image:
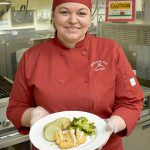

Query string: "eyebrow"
[[58, 7, 89, 12]]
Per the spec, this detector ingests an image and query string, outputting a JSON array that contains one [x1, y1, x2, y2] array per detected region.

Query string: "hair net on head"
[[52, 0, 92, 11]]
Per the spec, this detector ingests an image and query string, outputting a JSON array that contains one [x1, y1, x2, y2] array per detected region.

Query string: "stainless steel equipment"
[[11, 10, 34, 25], [0, 28, 36, 80], [0, 76, 30, 149], [10, 36, 50, 80], [0, 42, 7, 77], [0, 0, 12, 20], [0, 28, 51, 81]]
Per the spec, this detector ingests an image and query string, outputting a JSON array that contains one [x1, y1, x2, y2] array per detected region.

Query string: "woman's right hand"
[[30, 106, 49, 126]]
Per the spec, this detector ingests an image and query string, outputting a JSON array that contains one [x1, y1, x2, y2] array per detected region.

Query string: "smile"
[[65, 27, 80, 32]]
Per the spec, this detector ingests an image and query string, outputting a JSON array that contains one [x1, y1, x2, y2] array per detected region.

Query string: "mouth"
[[65, 27, 80, 32]]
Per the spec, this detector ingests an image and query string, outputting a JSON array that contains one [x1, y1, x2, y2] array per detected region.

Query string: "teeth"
[[67, 27, 78, 29], [67, 28, 79, 32]]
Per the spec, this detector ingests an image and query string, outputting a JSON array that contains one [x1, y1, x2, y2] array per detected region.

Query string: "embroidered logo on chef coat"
[[130, 77, 136, 86], [91, 60, 107, 71]]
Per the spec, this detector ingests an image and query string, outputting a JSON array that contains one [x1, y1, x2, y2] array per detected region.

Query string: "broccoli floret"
[[69, 117, 96, 136]]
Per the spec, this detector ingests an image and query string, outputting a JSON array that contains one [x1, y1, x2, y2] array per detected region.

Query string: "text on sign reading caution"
[[110, 3, 131, 9]]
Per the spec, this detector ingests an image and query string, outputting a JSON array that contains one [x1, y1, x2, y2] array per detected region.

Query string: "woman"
[[6, 0, 144, 150]]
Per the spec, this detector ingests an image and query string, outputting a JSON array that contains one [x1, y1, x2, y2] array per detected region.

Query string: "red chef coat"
[[6, 33, 144, 150]]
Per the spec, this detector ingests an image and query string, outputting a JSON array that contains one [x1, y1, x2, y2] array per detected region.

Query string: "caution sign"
[[110, 3, 131, 9], [105, 0, 135, 22]]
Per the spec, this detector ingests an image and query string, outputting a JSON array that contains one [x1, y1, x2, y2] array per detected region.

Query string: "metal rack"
[[0, 75, 12, 99]]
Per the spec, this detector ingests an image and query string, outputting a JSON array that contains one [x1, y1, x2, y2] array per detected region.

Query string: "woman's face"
[[52, 2, 91, 46]]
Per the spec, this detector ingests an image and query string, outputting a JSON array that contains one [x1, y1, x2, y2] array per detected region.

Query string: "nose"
[[69, 14, 78, 25]]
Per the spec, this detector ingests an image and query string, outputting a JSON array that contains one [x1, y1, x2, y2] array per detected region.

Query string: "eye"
[[78, 12, 87, 16], [59, 10, 69, 15]]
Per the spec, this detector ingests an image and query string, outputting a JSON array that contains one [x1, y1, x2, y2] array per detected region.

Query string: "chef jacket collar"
[[53, 31, 90, 50]]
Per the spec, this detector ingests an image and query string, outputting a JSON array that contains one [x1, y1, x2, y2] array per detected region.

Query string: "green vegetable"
[[69, 116, 96, 136]]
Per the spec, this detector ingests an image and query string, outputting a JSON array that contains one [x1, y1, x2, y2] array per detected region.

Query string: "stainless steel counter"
[[0, 128, 30, 149]]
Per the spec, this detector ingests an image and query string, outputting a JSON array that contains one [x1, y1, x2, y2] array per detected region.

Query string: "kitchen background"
[[0, 0, 146, 80], [0, 0, 52, 31], [0, 0, 150, 150], [0, 0, 144, 31]]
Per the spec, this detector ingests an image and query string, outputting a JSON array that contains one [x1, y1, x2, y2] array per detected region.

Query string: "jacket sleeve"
[[6, 54, 35, 134], [113, 43, 144, 136]]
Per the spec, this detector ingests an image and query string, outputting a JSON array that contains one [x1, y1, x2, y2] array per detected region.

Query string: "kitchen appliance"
[[0, 75, 30, 149], [0, 0, 12, 20], [6, 39, 34, 80], [10, 36, 49, 80], [11, 10, 34, 25], [141, 86, 150, 116], [0, 42, 7, 77], [0, 28, 36, 80], [136, 45, 150, 88]]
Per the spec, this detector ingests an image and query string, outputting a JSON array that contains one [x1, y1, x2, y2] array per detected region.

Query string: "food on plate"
[[55, 117, 71, 130], [43, 116, 96, 149], [43, 117, 71, 142], [55, 128, 86, 149], [44, 121, 62, 129], [44, 122, 62, 142], [69, 116, 96, 136]]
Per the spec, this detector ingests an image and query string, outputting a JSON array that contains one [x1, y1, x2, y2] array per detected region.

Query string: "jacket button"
[[59, 80, 64, 84], [82, 50, 87, 56], [84, 80, 89, 85]]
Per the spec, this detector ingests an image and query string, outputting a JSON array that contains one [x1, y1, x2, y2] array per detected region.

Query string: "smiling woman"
[[6, 0, 144, 150]]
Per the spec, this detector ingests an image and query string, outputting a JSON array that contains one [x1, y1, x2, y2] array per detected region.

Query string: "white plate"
[[29, 111, 109, 150]]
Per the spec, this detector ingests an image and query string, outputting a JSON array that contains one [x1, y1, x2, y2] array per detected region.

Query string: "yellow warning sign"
[[106, 0, 135, 22], [110, 3, 131, 9]]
